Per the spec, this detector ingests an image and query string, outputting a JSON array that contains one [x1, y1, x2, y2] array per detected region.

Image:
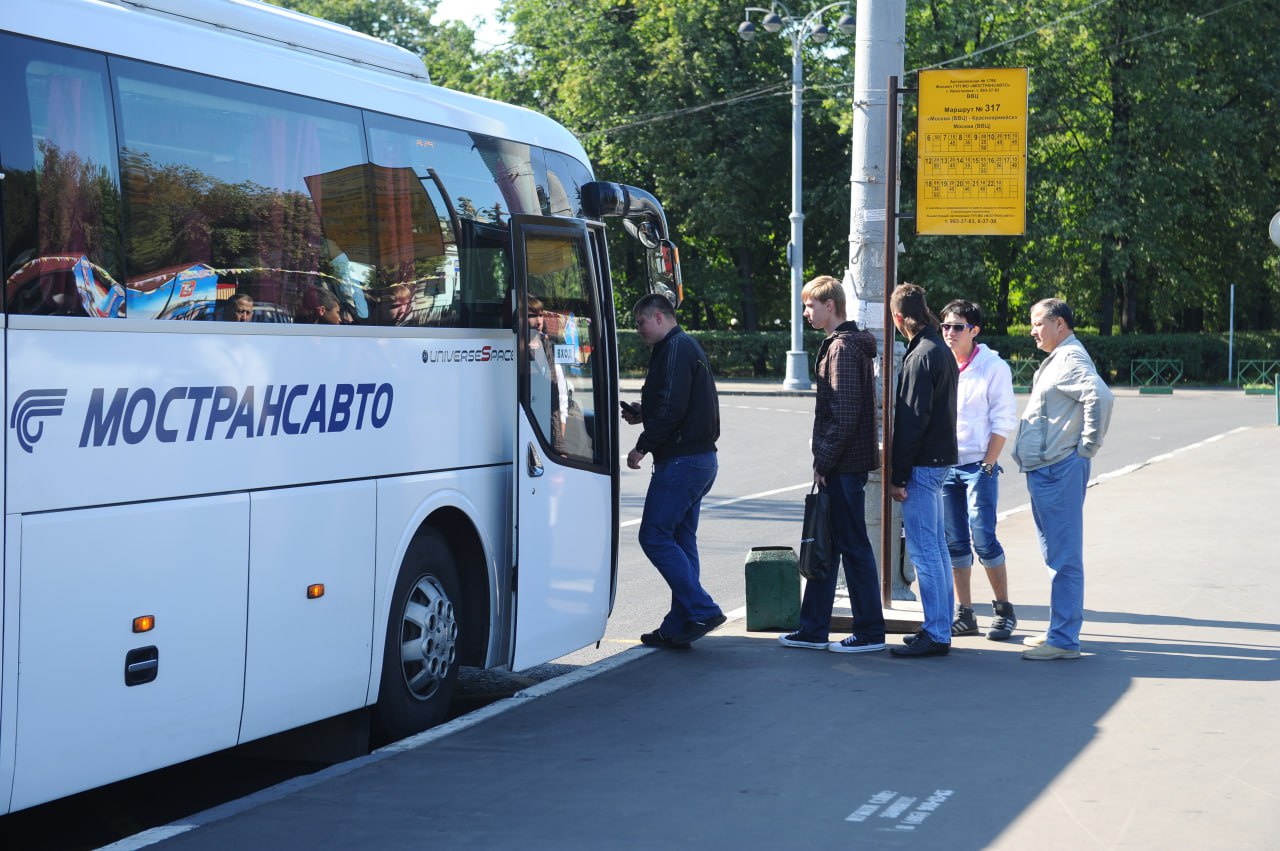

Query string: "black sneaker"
[[827, 636, 887, 654], [671, 613, 727, 645], [987, 600, 1017, 641], [890, 633, 951, 657], [778, 631, 829, 650], [640, 629, 690, 650], [951, 606, 979, 636]]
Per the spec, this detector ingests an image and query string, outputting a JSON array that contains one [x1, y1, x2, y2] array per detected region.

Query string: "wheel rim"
[[397, 574, 458, 701]]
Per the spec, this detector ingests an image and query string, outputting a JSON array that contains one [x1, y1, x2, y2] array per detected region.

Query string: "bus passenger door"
[[511, 215, 614, 670]]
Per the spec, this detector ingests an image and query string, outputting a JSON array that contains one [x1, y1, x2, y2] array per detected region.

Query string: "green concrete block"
[[1244, 387, 1272, 396], [744, 546, 800, 632], [1139, 386, 1174, 394], [1013, 385, 1031, 394]]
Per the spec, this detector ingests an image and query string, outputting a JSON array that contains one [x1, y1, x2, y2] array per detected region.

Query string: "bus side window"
[[365, 115, 526, 330], [542, 150, 592, 219], [0, 37, 124, 317], [113, 58, 365, 324], [458, 219, 511, 329], [522, 234, 601, 467]]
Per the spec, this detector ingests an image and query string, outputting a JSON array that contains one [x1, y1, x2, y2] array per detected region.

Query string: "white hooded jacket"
[[955, 343, 1017, 466]]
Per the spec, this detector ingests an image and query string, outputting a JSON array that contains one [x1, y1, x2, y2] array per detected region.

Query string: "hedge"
[[617, 329, 1280, 385]]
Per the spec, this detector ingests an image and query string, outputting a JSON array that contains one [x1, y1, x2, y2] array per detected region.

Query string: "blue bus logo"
[[10, 389, 68, 453]]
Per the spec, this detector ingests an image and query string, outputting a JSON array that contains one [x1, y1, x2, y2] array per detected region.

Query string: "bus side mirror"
[[648, 239, 682, 308], [623, 218, 660, 250]]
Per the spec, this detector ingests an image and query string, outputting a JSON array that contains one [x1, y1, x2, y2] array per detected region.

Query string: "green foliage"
[[267, 0, 481, 89], [619, 327, 828, 377], [475, 0, 858, 331], [620, 329, 1280, 385], [900, 0, 1280, 336], [275, 0, 1280, 337]]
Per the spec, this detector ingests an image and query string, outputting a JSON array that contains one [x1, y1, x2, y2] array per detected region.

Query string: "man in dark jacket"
[[778, 275, 885, 653], [623, 294, 725, 648], [888, 283, 959, 657]]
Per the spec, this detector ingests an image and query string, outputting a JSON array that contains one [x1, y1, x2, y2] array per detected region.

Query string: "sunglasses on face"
[[940, 323, 973, 332]]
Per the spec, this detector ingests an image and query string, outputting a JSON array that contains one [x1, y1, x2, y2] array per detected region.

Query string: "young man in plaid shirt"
[[779, 275, 886, 653]]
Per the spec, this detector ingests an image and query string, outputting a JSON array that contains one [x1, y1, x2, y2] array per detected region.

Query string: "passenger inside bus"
[[526, 296, 566, 453], [376, 283, 414, 326], [299, 287, 348, 324], [222, 293, 255, 322]]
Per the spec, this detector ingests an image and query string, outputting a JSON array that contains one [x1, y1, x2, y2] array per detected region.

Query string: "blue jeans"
[[901, 465, 954, 644], [797, 472, 884, 642], [942, 463, 1006, 569], [1026, 452, 1090, 651], [638, 452, 722, 634]]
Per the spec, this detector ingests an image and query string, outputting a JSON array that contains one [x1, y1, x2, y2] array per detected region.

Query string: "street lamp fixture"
[[738, 2, 855, 391]]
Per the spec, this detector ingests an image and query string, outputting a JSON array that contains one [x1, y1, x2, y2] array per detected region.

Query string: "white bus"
[[0, 0, 681, 813]]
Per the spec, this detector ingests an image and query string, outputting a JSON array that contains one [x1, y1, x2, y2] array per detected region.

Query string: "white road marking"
[[996, 425, 1251, 521]]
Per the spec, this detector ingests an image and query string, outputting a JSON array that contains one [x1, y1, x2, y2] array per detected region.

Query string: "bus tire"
[[373, 529, 462, 743]]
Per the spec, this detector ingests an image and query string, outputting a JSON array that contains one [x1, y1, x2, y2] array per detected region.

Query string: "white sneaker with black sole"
[[778, 631, 829, 650], [828, 636, 887, 653]]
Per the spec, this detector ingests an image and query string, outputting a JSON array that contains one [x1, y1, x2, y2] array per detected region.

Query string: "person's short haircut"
[[633, 292, 676, 321], [317, 289, 340, 311], [801, 275, 845, 315], [890, 282, 939, 333], [941, 299, 982, 328], [1032, 297, 1075, 329]]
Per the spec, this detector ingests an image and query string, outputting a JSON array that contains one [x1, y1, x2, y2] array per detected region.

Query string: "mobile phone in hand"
[[620, 401, 639, 416]]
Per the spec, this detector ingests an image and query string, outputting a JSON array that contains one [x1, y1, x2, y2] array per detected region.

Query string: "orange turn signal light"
[[133, 615, 155, 633], [307, 584, 325, 599]]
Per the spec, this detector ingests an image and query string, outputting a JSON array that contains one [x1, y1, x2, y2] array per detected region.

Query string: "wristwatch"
[[980, 462, 996, 476]]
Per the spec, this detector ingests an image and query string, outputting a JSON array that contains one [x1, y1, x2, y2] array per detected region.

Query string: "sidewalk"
[[144, 425, 1279, 850]]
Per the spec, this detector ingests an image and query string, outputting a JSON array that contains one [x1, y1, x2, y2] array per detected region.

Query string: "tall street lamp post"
[[739, 2, 855, 390]]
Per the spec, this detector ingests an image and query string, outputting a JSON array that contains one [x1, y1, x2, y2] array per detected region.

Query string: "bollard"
[[744, 546, 801, 632]]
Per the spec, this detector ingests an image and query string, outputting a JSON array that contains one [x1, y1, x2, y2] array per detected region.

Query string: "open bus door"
[[510, 215, 614, 670]]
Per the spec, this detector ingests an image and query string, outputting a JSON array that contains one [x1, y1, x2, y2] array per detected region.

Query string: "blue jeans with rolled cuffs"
[[1026, 452, 1090, 651], [638, 452, 722, 635], [796, 472, 884, 642], [900, 465, 955, 644], [942, 462, 1006, 569]]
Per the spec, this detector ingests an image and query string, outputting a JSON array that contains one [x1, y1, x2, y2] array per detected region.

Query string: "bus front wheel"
[[373, 529, 462, 743]]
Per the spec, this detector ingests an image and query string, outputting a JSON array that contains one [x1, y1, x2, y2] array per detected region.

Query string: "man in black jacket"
[[623, 294, 725, 648], [888, 283, 959, 657]]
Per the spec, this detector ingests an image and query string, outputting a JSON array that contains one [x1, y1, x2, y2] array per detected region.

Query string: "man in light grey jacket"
[[1012, 298, 1114, 660]]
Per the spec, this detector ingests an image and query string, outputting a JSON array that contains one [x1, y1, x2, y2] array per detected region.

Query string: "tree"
[[268, 0, 482, 90], [901, 0, 1280, 334], [274, 0, 1280, 335], [476, 0, 857, 331]]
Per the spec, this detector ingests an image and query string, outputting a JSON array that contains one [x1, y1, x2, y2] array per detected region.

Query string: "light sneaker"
[[1021, 642, 1081, 661], [827, 636, 887, 654], [987, 600, 1017, 641], [778, 631, 829, 650], [1024, 632, 1049, 648]]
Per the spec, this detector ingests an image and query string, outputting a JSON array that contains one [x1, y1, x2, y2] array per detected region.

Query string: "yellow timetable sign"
[[916, 67, 1028, 236]]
